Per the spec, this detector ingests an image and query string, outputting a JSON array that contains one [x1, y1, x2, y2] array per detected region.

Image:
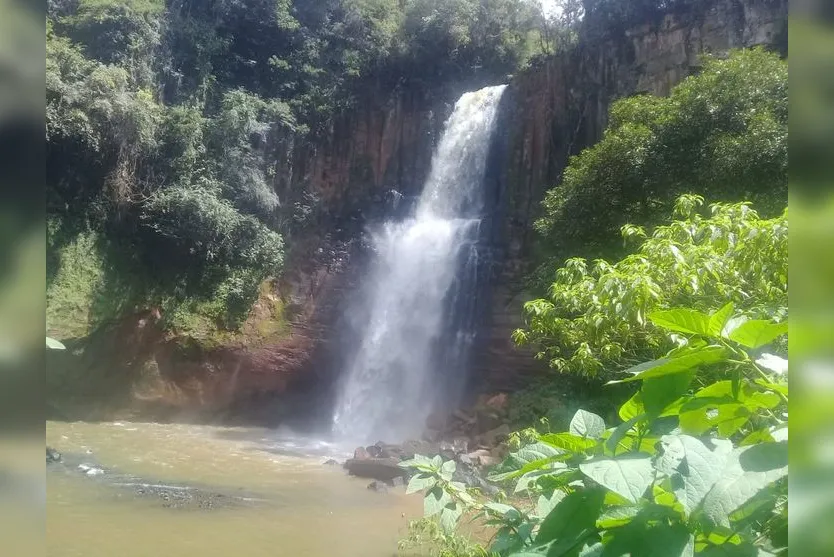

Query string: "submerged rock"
[[367, 480, 389, 493], [46, 447, 62, 464], [344, 458, 406, 482]]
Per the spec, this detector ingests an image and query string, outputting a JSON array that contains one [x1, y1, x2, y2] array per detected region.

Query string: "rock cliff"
[[48, 0, 788, 423]]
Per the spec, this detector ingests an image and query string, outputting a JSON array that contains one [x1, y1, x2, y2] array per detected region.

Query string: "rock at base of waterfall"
[[353, 446, 371, 460], [477, 424, 510, 447], [323, 459, 339, 466], [345, 458, 406, 482], [465, 449, 499, 467], [365, 444, 383, 457], [367, 481, 389, 493], [47, 447, 62, 464]]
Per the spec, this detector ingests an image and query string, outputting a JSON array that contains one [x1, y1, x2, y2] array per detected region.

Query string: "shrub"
[[535, 49, 787, 263], [402, 306, 789, 556], [515, 195, 787, 378]]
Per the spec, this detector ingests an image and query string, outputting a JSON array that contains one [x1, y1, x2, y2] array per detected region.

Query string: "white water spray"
[[333, 85, 506, 443]]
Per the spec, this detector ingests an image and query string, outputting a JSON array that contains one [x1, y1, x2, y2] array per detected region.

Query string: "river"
[[46, 420, 422, 557]]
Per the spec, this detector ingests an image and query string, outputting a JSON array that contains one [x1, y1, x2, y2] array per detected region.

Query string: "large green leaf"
[[570, 410, 606, 439], [600, 519, 693, 557], [595, 505, 640, 529], [535, 488, 606, 546], [489, 442, 566, 482], [708, 303, 735, 337], [438, 501, 462, 533], [579, 455, 654, 504], [424, 486, 452, 517], [648, 308, 711, 336], [700, 442, 789, 527], [618, 392, 644, 421], [515, 465, 570, 493], [725, 320, 788, 349], [641, 370, 695, 416], [679, 398, 751, 436], [541, 433, 599, 453], [536, 491, 565, 518], [603, 415, 645, 454], [609, 346, 727, 384], [439, 459, 456, 481], [406, 472, 437, 494], [656, 435, 732, 515]]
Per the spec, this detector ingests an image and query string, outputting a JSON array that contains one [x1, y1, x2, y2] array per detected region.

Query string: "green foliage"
[[404, 307, 789, 556], [46, 0, 563, 340], [517, 196, 787, 378], [535, 49, 787, 263]]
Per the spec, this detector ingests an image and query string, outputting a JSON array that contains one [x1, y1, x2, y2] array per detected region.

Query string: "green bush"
[[402, 306, 789, 556], [516, 195, 787, 378], [535, 49, 787, 263]]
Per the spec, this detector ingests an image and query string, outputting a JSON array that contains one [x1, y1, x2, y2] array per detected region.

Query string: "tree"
[[535, 48, 787, 264], [517, 195, 787, 378]]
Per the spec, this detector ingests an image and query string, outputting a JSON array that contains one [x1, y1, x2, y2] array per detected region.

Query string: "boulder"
[[374, 442, 404, 460], [477, 424, 510, 447], [345, 458, 406, 482], [365, 445, 383, 458], [353, 446, 371, 460], [465, 449, 500, 467], [401, 439, 440, 460], [46, 447, 62, 464], [453, 410, 477, 425], [323, 459, 339, 466]]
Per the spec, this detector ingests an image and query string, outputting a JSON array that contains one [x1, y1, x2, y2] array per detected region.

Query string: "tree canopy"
[[534, 48, 787, 265]]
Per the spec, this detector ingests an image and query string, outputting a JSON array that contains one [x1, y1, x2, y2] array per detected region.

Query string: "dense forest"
[[46, 0, 731, 340], [46, 0, 569, 339]]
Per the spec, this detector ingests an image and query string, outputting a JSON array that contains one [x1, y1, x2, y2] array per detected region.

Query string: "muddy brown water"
[[46, 421, 424, 557]]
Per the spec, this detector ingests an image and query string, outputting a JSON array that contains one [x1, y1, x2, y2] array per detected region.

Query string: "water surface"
[[47, 421, 421, 557]]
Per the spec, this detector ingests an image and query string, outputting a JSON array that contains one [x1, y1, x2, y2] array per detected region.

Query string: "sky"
[[539, 0, 564, 18]]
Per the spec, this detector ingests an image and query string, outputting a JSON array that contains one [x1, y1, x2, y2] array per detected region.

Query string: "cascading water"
[[333, 85, 506, 443]]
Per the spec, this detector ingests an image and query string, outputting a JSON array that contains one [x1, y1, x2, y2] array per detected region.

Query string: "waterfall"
[[333, 85, 506, 444]]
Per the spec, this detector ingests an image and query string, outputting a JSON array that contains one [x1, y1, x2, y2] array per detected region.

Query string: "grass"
[[47, 230, 291, 348]]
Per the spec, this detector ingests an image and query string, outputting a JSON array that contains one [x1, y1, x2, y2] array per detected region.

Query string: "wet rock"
[[365, 445, 383, 458], [465, 449, 500, 467], [353, 446, 371, 460], [391, 476, 405, 488], [453, 410, 477, 426], [425, 411, 448, 431], [400, 439, 439, 460], [475, 412, 504, 435], [458, 453, 473, 466], [345, 458, 406, 482], [46, 447, 62, 464], [367, 481, 389, 493], [373, 442, 403, 460], [478, 424, 510, 446], [323, 459, 339, 466], [485, 393, 509, 411]]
